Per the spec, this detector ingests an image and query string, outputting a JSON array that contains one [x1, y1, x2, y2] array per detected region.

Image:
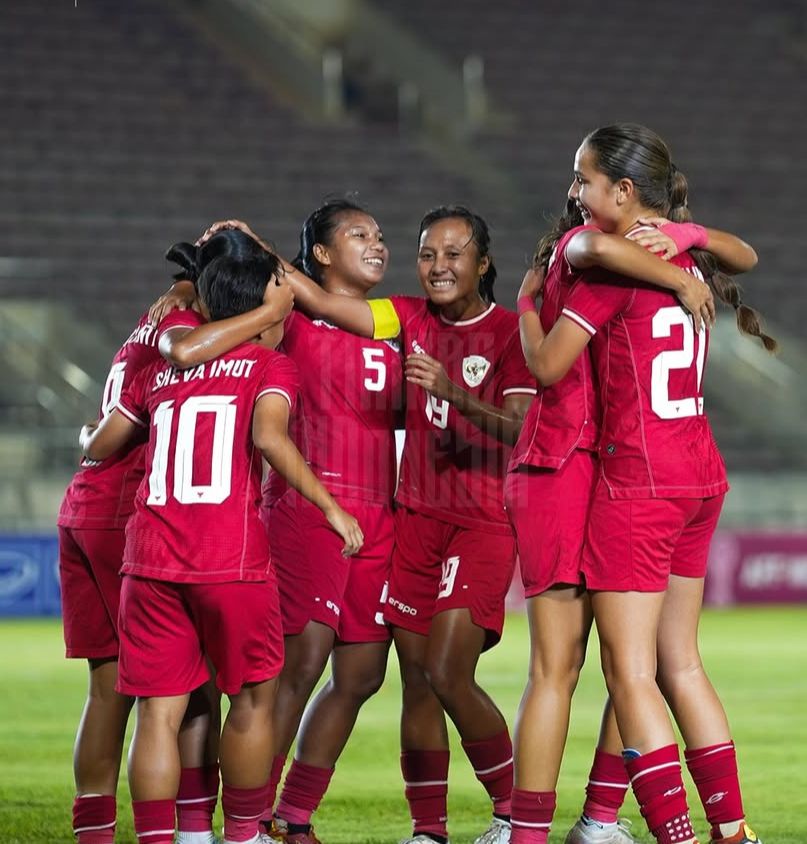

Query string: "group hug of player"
[[58, 124, 775, 844]]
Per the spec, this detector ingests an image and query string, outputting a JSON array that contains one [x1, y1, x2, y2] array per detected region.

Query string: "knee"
[[528, 644, 586, 696], [656, 654, 704, 697], [341, 668, 385, 702], [87, 660, 127, 705], [136, 699, 186, 733], [281, 654, 329, 699], [601, 659, 657, 698], [423, 658, 469, 705]]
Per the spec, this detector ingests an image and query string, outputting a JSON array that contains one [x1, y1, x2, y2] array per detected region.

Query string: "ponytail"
[[165, 228, 269, 285], [666, 167, 777, 353], [165, 241, 199, 282]]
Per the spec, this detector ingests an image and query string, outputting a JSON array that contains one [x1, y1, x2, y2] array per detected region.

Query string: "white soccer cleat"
[[398, 836, 451, 844], [565, 816, 636, 844], [473, 816, 512, 844]]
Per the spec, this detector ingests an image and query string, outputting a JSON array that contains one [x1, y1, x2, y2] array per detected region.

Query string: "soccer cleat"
[[259, 817, 288, 843], [565, 815, 637, 844], [398, 836, 450, 844], [710, 823, 762, 844], [284, 828, 322, 844], [473, 817, 511, 844]]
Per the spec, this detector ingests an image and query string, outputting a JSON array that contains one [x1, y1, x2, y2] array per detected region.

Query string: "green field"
[[1, 608, 805, 843]]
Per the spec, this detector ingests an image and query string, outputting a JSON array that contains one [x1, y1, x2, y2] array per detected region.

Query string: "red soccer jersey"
[[117, 343, 300, 583], [263, 310, 403, 505], [390, 296, 537, 534], [562, 253, 728, 499], [57, 309, 202, 529], [509, 226, 601, 472]]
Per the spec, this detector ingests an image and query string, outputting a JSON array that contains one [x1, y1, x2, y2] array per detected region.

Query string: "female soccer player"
[[207, 206, 536, 844], [507, 202, 756, 844], [514, 123, 771, 844], [175, 200, 403, 844], [57, 230, 291, 844], [81, 254, 363, 844]]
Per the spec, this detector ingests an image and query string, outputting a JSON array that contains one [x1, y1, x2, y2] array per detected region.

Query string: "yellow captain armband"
[[368, 298, 401, 340]]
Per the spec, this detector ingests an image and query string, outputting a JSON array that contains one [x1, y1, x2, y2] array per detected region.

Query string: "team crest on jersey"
[[312, 319, 338, 330], [462, 355, 490, 387], [384, 339, 400, 353]]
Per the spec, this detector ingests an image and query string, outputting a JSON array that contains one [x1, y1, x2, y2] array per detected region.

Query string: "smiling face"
[[567, 143, 623, 233], [314, 210, 388, 293], [416, 217, 490, 316]]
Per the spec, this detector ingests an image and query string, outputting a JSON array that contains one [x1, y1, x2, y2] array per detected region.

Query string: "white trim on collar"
[[439, 302, 496, 326]]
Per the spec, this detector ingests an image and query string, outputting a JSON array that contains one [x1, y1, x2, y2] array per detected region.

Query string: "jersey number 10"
[[147, 396, 238, 505]]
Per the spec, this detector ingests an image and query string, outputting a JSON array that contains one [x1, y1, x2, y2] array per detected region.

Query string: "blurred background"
[[1, 0, 806, 614]]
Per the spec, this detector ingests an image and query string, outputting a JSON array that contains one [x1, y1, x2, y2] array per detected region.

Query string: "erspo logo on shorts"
[[387, 595, 417, 616], [325, 599, 341, 617]]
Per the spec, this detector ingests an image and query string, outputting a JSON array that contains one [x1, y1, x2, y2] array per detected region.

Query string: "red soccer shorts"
[[59, 526, 125, 659], [505, 449, 596, 596], [583, 478, 726, 591], [262, 492, 392, 643], [669, 493, 725, 578], [384, 507, 517, 650], [117, 575, 284, 697]]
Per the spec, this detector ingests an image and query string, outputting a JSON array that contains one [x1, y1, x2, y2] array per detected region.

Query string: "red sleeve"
[[561, 276, 635, 336], [388, 295, 425, 326], [499, 328, 538, 397], [116, 363, 154, 426], [255, 352, 301, 412], [156, 308, 205, 340]]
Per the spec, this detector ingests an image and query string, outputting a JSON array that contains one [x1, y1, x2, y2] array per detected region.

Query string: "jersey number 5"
[[651, 306, 706, 419], [362, 348, 387, 392], [147, 395, 237, 505]]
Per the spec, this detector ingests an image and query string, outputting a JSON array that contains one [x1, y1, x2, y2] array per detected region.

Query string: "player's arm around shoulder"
[[516, 267, 591, 388], [81, 408, 141, 462]]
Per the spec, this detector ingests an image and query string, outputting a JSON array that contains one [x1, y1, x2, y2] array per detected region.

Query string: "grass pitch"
[[1, 607, 805, 843]]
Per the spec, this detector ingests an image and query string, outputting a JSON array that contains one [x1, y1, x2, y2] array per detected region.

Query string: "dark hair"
[[537, 123, 776, 351], [165, 228, 269, 283], [292, 198, 368, 284], [533, 198, 584, 271], [197, 255, 283, 322], [418, 205, 497, 304], [584, 123, 776, 351]]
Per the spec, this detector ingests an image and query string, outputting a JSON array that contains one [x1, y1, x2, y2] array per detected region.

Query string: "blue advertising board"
[[0, 536, 61, 617]]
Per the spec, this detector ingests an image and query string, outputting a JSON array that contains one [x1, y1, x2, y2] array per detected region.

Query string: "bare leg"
[[514, 587, 592, 790], [272, 621, 335, 757], [394, 627, 449, 750], [178, 679, 221, 769], [74, 657, 134, 795], [221, 678, 278, 788], [294, 640, 390, 767], [128, 694, 191, 801], [656, 575, 731, 748], [591, 591, 674, 752], [424, 608, 506, 741], [596, 697, 623, 755]]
